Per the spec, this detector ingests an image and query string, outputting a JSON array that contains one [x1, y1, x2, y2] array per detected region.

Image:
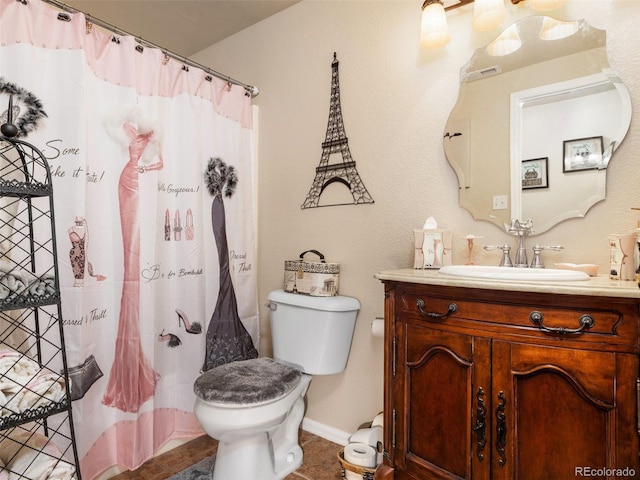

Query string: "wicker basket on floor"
[[337, 449, 376, 480]]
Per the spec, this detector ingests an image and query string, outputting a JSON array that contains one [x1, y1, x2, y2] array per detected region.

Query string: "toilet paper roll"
[[371, 318, 384, 338], [345, 471, 361, 480], [372, 412, 383, 428], [349, 426, 383, 450], [344, 442, 377, 468]]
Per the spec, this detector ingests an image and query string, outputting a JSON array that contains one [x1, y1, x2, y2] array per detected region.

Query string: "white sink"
[[438, 265, 590, 282]]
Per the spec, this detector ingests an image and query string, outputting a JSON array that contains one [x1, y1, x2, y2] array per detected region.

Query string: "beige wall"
[[191, 0, 640, 437]]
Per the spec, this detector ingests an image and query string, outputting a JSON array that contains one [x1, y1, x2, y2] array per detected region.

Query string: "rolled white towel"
[[0, 264, 38, 285], [27, 275, 56, 298], [7, 449, 55, 480], [0, 348, 40, 374], [0, 349, 40, 394], [0, 265, 53, 301], [5, 371, 65, 414], [0, 272, 28, 300], [0, 430, 74, 480], [47, 459, 76, 480]]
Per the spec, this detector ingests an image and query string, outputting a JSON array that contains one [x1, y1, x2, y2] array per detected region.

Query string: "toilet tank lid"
[[268, 289, 360, 312]]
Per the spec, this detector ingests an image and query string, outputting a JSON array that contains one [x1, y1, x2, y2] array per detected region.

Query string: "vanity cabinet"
[[375, 272, 639, 480]]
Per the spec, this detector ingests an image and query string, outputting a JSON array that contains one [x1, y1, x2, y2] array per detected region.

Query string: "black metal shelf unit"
[[0, 136, 80, 479]]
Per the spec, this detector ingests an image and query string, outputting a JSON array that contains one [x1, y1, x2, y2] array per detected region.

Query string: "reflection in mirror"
[[444, 16, 632, 235]]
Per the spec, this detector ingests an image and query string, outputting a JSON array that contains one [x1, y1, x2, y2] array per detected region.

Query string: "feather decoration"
[[0, 78, 47, 137], [204, 157, 238, 198]]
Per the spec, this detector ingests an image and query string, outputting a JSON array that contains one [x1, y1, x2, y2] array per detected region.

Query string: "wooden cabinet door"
[[491, 341, 639, 480], [398, 322, 491, 480]]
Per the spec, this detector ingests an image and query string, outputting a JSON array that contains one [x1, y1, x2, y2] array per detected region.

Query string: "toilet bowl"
[[193, 290, 360, 480], [194, 358, 312, 480]]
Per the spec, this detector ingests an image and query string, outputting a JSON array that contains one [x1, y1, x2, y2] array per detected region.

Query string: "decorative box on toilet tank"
[[284, 250, 339, 297]]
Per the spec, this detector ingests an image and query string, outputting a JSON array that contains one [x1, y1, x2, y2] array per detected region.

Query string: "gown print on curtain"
[[103, 118, 163, 413], [202, 157, 258, 371]]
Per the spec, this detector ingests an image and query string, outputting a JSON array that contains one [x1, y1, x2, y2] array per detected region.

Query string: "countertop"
[[375, 268, 640, 299]]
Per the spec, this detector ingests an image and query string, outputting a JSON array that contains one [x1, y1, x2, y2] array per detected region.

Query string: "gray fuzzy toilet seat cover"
[[194, 357, 302, 406]]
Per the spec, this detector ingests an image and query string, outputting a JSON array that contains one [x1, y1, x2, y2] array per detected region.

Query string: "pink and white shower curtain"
[[0, 0, 259, 478]]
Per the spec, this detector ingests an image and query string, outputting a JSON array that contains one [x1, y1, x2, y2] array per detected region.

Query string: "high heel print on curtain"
[[176, 309, 202, 334], [68, 216, 107, 287], [102, 111, 163, 413], [158, 330, 182, 348]]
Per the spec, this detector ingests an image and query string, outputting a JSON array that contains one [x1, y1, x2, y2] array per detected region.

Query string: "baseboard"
[[301, 417, 351, 446]]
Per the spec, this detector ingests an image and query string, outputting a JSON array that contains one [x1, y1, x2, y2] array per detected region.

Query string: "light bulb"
[[420, 1, 451, 49]]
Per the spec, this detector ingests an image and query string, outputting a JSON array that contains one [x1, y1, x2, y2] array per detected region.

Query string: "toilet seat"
[[194, 357, 302, 407]]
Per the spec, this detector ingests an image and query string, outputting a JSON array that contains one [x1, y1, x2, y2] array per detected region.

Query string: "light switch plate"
[[493, 195, 508, 210]]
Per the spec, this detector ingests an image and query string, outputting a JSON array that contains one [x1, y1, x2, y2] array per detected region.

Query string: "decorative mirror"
[[444, 16, 632, 235]]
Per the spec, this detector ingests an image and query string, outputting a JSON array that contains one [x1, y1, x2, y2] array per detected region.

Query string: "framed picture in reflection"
[[563, 136, 603, 172], [522, 157, 548, 189]]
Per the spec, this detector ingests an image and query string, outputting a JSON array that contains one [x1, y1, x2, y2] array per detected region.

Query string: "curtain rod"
[[36, 0, 260, 97]]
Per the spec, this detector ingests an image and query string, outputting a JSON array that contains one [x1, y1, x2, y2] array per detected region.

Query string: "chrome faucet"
[[507, 219, 533, 267], [486, 221, 562, 269]]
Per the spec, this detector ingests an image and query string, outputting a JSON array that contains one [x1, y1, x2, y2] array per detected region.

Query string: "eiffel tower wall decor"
[[301, 53, 374, 209]]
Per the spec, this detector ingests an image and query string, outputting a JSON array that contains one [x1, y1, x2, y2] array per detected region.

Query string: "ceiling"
[[62, 0, 300, 57]]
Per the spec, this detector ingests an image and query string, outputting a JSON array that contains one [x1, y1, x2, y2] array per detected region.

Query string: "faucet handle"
[[530, 244, 564, 269], [484, 243, 513, 267]]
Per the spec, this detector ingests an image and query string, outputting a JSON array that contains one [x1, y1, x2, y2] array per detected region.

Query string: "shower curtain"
[[0, 0, 259, 478]]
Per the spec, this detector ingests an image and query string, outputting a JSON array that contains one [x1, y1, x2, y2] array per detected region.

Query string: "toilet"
[[193, 289, 360, 480]]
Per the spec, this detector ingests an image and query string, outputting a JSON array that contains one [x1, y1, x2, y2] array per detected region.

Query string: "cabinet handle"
[[495, 391, 507, 467], [392, 408, 397, 448], [472, 387, 487, 461], [416, 299, 457, 319], [392, 336, 397, 377], [529, 311, 595, 334], [637, 379, 640, 435]]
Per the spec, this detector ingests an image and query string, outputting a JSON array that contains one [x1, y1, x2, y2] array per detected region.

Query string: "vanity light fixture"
[[420, 0, 452, 49], [420, 0, 569, 48]]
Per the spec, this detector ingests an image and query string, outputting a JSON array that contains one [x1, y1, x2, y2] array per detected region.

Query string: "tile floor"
[[110, 430, 344, 480]]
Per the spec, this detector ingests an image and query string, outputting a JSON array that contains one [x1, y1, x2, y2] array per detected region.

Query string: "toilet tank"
[[267, 289, 360, 375]]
